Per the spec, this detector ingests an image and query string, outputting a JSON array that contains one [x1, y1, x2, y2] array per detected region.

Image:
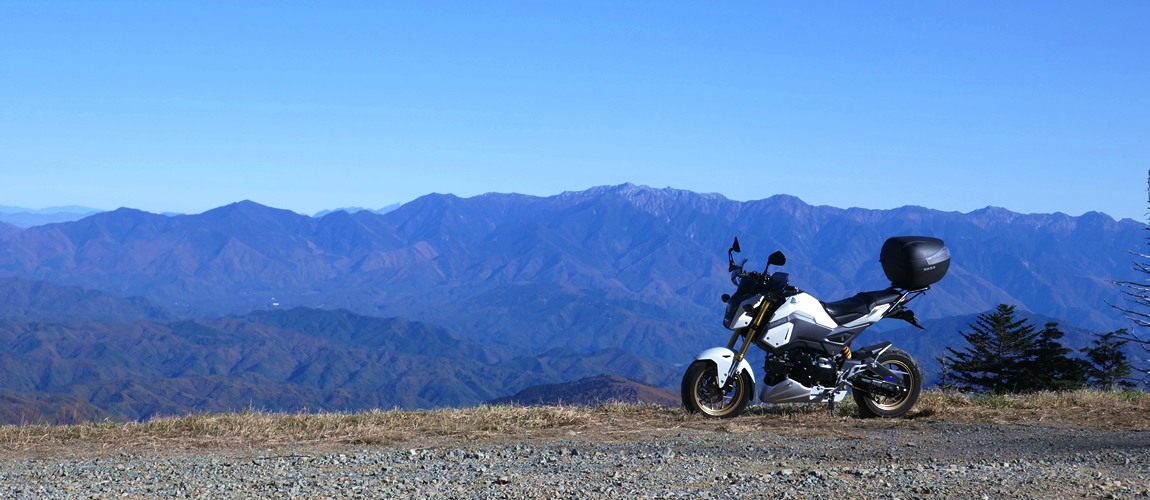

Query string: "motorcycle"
[[681, 236, 950, 419]]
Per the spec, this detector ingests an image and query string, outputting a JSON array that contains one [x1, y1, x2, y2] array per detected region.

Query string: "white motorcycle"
[[681, 236, 950, 418]]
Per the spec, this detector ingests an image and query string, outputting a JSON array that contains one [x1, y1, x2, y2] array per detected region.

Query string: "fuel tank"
[[757, 292, 838, 349]]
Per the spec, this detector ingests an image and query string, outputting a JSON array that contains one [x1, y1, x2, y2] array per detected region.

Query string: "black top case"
[[880, 236, 950, 290]]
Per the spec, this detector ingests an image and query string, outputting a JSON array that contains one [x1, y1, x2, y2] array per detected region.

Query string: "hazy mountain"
[[313, 203, 401, 218], [0, 205, 103, 215], [0, 205, 105, 228], [487, 374, 681, 407], [0, 277, 182, 322], [241, 307, 519, 364], [0, 307, 678, 422], [0, 184, 1141, 367], [0, 211, 103, 228]]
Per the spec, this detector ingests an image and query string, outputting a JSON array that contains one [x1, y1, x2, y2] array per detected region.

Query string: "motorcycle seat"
[[820, 288, 902, 325]]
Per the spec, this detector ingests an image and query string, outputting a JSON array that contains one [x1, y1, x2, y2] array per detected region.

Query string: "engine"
[[764, 348, 837, 388]]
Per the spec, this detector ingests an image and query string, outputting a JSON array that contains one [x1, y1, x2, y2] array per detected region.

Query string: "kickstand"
[[828, 399, 835, 417]]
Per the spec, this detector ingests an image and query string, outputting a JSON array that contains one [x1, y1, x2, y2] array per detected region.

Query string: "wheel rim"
[[870, 359, 915, 411], [692, 367, 745, 416]]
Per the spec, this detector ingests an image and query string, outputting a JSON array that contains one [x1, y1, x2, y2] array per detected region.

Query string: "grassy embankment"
[[1, 389, 1147, 455]]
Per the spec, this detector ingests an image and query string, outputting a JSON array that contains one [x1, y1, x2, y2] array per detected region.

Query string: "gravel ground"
[[1, 421, 1148, 499]]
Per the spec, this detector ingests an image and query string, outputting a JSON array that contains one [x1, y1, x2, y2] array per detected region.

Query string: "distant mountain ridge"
[[0, 184, 1141, 367], [313, 203, 401, 218], [0, 205, 103, 215], [0, 211, 104, 228], [0, 277, 181, 322], [0, 307, 679, 422]]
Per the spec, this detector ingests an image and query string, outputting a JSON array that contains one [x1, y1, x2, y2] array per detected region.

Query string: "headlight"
[[730, 270, 741, 285]]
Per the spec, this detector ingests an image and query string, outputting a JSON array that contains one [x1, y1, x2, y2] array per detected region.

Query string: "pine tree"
[[1019, 322, 1089, 391], [1081, 329, 1135, 389], [944, 304, 1039, 393]]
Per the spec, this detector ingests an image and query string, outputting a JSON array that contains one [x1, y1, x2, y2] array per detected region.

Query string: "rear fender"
[[864, 362, 898, 380], [855, 342, 898, 379], [695, 347, 756, 387]]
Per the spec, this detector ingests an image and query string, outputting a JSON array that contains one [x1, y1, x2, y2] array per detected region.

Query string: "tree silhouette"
[[944, 306, 1086, 393], [1020, 322, 1088, 391], [944, 304, 1039, 393], [1081, 329, 1134, 389]]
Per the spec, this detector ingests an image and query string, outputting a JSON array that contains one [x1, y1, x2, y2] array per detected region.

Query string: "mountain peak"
[[968, 206, 1018, 220], [607, 183, 728, 201], [200, 200, 304, 219]]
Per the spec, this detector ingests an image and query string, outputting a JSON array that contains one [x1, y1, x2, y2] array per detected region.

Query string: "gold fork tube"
[[733, 328, 755, 363], [726, 329, 742, 350], [751, 300, 775, 329], [733, 301, 777, 363]]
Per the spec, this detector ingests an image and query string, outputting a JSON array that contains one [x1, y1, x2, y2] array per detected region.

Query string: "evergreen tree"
[[1081, 329, 1135, 389], [944, 304, 1039, 393], [1019, 322, 1089, 391]]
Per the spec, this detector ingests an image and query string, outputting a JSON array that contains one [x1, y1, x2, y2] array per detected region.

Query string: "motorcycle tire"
[[681, 360, 751, 419], [854, 347, 922, 419]]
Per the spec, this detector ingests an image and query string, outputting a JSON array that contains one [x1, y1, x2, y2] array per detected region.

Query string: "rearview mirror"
[[768, 251, 786, 267], [731, 237, 741, 253]]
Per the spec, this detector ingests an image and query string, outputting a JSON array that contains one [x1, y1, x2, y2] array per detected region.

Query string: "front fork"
[[722, 301, 776, 388]]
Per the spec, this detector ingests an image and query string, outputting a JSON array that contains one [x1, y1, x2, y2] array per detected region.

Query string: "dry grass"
[[0, 402, 680, 456], [908, 389, 1150, 427], [2, 390, 1147, 457]]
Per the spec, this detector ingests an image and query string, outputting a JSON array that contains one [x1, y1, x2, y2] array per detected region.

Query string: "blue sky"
[[2, 2, 1147, 219]]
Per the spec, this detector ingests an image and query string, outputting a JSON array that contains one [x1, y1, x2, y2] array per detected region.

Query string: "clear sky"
[[2, 2, 1147, 219]]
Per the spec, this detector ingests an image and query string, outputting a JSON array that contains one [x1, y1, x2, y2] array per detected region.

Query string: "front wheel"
[[681, 360, 751, 419], [854, 347, 922, 418]]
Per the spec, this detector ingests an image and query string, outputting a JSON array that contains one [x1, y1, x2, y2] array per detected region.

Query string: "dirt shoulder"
[[2, 389, 1147, 457]]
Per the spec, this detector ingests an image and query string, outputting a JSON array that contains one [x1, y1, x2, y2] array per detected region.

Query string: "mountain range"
[[0, 184, 1144, 420], [0, 185, 1141, 354]]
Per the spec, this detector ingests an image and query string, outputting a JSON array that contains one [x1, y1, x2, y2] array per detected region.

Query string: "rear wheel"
[[855, 347, 922, 418], [681, 360, 751, 419]]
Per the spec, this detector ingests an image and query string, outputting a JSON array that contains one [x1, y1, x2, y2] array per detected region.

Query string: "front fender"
[[694, 347, 756, 387]]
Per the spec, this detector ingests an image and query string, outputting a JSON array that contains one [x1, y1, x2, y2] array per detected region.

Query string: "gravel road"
[[2, 420, 1148, 499]]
